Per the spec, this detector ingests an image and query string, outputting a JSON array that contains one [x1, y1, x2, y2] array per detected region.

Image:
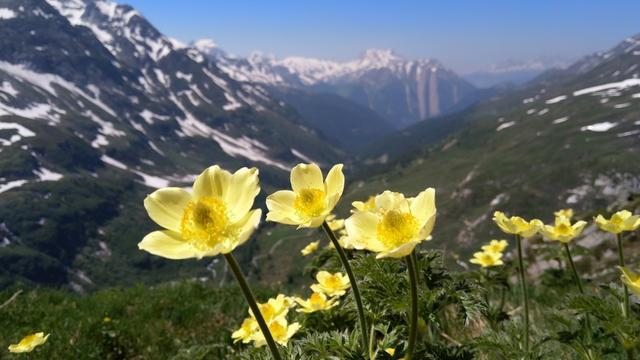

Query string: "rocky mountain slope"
[[0, 0, 346, 289], [201, 45, 484, 128]]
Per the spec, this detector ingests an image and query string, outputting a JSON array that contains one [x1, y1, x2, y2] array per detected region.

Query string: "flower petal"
[[232, 209, 262, 250], [225, 167, 260, 221], [376, 240, 420, 259], [138, 230, 199, 259], [192, 165, 232, 199], [143, 188, 191, 232], [345, 211, 384, 252], [324, 164, 345, 208], [266, 190, 302, 225], [375, 191, 408, 212], [410, 188, 436, 225], [290, 163, 324, 192]]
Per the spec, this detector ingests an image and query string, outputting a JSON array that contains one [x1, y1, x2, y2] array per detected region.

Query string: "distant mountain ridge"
[[199, 43, 485, 127]]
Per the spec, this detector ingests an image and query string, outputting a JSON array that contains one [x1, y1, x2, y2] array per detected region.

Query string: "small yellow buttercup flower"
[[554, 208, 574, 219], [541, 216, 587, 243], [138, 166, 262, 259], [251, 317, 300, 347], [595, 210, 640, 234], [232, 317, 259, 344], [294, 292, 339, 313], [250, 294, 295, 322], [481, 239, 508, 254], [310, 271, 350, 297], [345, 189, 436, 258], [8, 332, 50, 353], [619, 266, 640, 296], [301, 241, 320, 256], [493, 211, 542, 238], [470, 250, 504, 267], [266, 163, 345, 228]]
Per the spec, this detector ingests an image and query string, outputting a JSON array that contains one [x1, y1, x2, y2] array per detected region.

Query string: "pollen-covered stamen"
[[294, 188, 327, 218], [180, 196, 230, 251], [377, 210, 419, 249]]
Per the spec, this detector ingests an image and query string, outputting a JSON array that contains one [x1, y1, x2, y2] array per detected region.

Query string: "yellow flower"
[[554, 208, 574, 219], [619, 266, 640, 296], [493, 211, 542, 238], [326, 214, 345, 231], [470, 251, 504, 267], [266, 163, 345, 228], [8, 332, 50, 353], [541, 216, 587, 243], [250, 294, 295, 322], [251, 317, 300, 347], [102, 316, 112, 323], [138, 166, 262, 259], [595, 210, 640, 234], [232, 317, 258, 344], [301, 240, 320, 256], [310, 271, 350, 297], [481, 239, 508, 254], [352, 196, 376, 212], [385, 348, 396, 355], [294, 292, 339, 313], [344, 189, 436, 258]]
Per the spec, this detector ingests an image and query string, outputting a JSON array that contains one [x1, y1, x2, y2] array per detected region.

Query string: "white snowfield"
[[496, 121, 515, 131], [573, 79, 640, 96], [0, 8, 16, 19], [545, 95, 567, 104], [0, 167, 63, 194], [580, 121, 618, 132], [0, 122, 36, 146]]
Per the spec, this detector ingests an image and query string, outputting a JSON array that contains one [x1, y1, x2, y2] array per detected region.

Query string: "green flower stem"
[[515, 234, 530, 356], [405, 253, 419, 360], [616, 233, 630, 318], [224, 253, 281, 360], [321, 221, 370, 350], [563, 243, 593, 350]]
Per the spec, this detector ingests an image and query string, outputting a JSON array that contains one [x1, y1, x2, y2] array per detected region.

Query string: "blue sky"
[[121, 0, 640, 73]]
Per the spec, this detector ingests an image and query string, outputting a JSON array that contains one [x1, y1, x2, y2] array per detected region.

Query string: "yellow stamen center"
[[294, 188, 327, 218], [324, 275, 341, 289], [377, 210, 419, 248], [180, 196, 230, 251], [310, 293, 324, 307], [556, 222, 571, 235]]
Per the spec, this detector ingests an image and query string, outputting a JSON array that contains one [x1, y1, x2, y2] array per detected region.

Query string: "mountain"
[[0, 0, 346, 289], [463, 57, 571, 88], [347, 33, 640, 258], [201, 45, 484, 128]]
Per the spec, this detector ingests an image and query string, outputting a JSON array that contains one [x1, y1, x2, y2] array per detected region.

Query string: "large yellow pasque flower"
[[595, 210, 640, 234], [138, 166, 262, 259], [481, 239, 508, 254], [344, 189, 436, 258], [251, 317, 301, 347], [8, 332, 50, 353], [619, 266, 640, 296], [470, 250, 504, 267], [294, 292, 339, 313], [493, 211, 542, 238], [266, 163, 345, 228], [541, 216, 587, 243], [310, 271, 351, 297]]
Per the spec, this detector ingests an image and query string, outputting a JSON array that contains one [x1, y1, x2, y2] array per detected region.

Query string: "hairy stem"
[[321, 221, 370, 350], [563, 243, 593, 353], [405, 253, 420, 360], [515, 235, 530, 356], [224, 253, 281, 360], [616, 233, 630, 318]]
